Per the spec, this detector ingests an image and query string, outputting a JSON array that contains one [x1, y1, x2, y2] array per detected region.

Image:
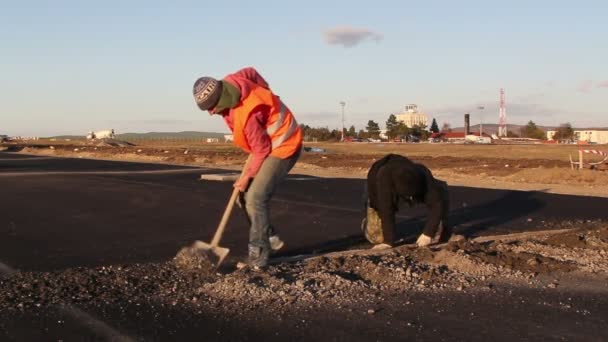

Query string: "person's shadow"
[[393, 187, 546, 242], [275, 185, 546, 258]]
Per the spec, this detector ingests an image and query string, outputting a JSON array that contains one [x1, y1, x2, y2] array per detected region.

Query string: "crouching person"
[[362, 154, 450, 248]]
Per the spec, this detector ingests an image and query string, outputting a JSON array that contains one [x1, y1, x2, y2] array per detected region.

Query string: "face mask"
[[211, 81, 241, 113]]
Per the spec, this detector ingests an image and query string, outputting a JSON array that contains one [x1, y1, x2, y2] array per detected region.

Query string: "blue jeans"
[[244, 148, 300, 262]]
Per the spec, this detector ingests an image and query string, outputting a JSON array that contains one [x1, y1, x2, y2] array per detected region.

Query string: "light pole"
[[339, 101, 346, 142]]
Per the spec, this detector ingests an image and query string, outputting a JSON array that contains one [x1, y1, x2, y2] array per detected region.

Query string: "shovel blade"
[[192, 240, 230, 268]]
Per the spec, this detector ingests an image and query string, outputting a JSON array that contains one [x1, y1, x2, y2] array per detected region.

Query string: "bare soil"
[[8, 140, 608, 197]]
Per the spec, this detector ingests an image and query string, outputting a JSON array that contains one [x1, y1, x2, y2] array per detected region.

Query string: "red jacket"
[[221, 67, 273, 179]]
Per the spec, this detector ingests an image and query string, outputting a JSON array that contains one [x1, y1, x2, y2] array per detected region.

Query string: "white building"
[[379, 129, 388, 140], [395, 104, 428, 128], [224, 134, 234, 142], [547, 129, 608, 144], [87, 129, 115, 140]]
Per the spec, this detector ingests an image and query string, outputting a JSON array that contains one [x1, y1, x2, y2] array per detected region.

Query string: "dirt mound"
[[95, 139, 135, 147], [544, 227, 608, 249], [0, 262, 212, 310], [173, 246, 217, 276], [1, 225, 606, 315]]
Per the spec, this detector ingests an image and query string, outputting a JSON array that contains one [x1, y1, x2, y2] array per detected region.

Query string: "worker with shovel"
[[193, 67, 303, 268]]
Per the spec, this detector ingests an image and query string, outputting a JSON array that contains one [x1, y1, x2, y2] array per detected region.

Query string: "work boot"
[[269, 235, 285, 251], [361, 205, 384, 244], [248, 245, 269, 268]]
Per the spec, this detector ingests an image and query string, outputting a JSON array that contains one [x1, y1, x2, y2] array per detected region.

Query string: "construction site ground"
[[1, 141, 607, 340], [7, 140, 608, 197]]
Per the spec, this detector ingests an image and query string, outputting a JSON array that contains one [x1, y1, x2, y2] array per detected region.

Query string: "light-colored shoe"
[[372, 243, 392, 250], [416, 234, 432, 247], [236, 261, 263, 271], [269, 235, 285, 251]]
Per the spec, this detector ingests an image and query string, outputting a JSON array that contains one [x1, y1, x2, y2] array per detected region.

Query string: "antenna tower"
[[498, 88, 507, 137]]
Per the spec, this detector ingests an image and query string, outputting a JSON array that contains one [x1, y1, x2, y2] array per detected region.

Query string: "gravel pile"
[[1, 224, 605, 315]]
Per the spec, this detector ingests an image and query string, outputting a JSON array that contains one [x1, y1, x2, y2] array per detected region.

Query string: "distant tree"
[[329, 129, 342, 141], [358, 129, 369, 139], [395, 123, 410, 137], [552, 123, 574, 141], [430, 118, 440, 133], [441, 122, 452, 133], [406, 124, 430, 141], [387, 114, 407, 140], [507, 130, 519, 137], [385, 114, 399, 139], [347, 125, 356, 137], [366, 120, 381, 138], [522, 120, 546, 140], [299, 124, 335, 141]]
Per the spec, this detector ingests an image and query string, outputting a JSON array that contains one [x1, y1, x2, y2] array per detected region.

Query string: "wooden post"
[[570, 155, 574, 170], [579, 150, 584, 170]]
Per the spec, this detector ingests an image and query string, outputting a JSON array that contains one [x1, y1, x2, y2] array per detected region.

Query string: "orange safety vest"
[[232, 84, 302, 159]]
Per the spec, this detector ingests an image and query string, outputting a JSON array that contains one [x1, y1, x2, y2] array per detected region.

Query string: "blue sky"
[[2, 0, 607, 136]]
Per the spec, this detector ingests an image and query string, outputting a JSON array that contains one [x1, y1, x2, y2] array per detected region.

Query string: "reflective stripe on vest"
[[271, 116, 299, 150], [265, 100, 298, 150], [266, 101, 286, 136]]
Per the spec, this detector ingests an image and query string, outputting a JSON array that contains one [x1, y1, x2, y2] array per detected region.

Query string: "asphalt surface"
[[1, 151, 608, 341]]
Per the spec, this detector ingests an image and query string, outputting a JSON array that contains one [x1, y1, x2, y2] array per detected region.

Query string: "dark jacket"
[[366, 154, 449, 244]]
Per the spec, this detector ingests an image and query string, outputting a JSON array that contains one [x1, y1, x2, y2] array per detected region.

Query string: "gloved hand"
[[416, 234, 432, 247], [236, 191, 246, 209], [234, 176, 251, 192]]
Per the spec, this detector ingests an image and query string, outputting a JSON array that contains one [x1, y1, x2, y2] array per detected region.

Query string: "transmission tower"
[[498, 88, 507, 137]]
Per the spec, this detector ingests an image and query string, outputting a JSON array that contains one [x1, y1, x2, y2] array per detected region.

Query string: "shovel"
[[191, 154, 252, 268]]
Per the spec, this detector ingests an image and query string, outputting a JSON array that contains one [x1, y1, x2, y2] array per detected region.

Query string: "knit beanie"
[[193, 77, 223, 111]]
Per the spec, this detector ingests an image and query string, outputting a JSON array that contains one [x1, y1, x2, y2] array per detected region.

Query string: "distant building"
[[547, 129, 608, 144], [206, 138, 219, 143], [224, 134, 234, 142], [87, 129, 115, 140], [435, 131, 493, 143], [379, 129, 388, 140], [395, 104, 428, 128]]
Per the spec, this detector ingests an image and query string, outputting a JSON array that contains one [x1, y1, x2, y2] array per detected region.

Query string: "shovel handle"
[[210, 154, 252, 247]]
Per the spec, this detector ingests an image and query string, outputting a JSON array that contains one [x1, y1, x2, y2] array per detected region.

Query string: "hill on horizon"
[[49, 131, 229, 140]]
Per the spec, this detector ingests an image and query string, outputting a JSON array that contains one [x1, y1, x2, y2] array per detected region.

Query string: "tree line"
[[300, 115, 444, 142], [300, 115, 570, 142]]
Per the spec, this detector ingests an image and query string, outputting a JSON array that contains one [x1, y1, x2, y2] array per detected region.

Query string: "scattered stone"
[[527, 257, 539, 266], [0, 224, 605, 318], [449, 235, 466, 242], [173, 246, 216, 277]]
